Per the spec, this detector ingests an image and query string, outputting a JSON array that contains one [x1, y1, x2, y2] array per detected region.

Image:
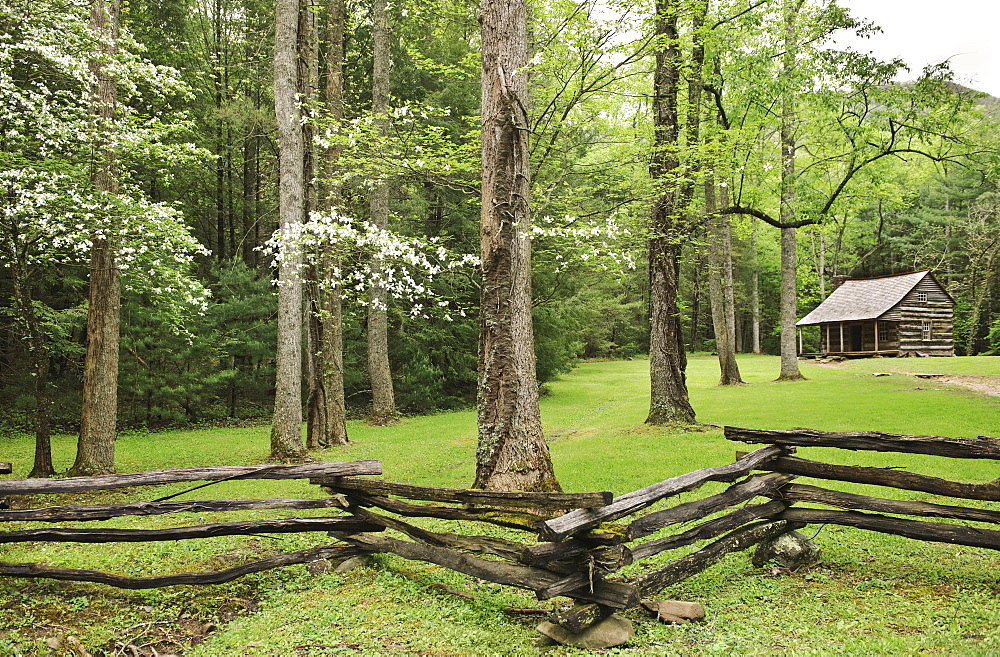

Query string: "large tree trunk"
[[776, 0, 804, 381], [306, 0, 349, 449], [71, 0, 122, 477], [270, 0, 307, 460], [366, 0, 397, 425], [646, 0, 695, 425], [474, 0, 559, 492]]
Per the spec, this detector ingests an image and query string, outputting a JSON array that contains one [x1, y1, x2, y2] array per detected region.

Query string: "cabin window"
[[916, 291, 928, 302], [922, 320, 931, 341]]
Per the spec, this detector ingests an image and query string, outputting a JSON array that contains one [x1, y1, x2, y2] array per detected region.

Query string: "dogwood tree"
[[1, 0, 209, 475]]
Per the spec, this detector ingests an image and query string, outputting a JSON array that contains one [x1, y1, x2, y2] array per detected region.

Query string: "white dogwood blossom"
[[1, 0, 211, 330], [263, 211, 479, 318], [530, 213, 637, 274]]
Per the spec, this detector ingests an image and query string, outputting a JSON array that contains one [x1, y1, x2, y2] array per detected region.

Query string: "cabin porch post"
[[875, 320, 879, 353], [839, 323, 844, 353]]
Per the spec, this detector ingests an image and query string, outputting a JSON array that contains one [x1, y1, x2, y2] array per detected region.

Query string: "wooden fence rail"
[[725, 426, 1000, 553], [3, 425, 999, 648]]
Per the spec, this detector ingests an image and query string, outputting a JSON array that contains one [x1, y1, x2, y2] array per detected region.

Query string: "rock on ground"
[[752, 530, 821, 570], [536, 613, 634, 650]]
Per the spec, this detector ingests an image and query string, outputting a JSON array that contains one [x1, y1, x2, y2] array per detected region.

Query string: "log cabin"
[[797, 270, 955, 357]]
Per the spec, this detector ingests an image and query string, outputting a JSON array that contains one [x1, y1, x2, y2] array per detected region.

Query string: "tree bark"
[[750, 216, 761, 353], [366, 0, 397, 425], [305, 0, 349, 449], [776, 0, 804, 381], [7, 264, 55, 478], [707, 181, 744, 385], [71, 0, 122, 476], [474, 0, 559, 492], [646, 0, 695, 424], [691, 0, 740, 384], [270, 0, 307, 460]]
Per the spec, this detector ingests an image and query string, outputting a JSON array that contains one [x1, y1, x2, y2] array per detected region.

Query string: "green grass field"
[[1, 355, 999, 655]]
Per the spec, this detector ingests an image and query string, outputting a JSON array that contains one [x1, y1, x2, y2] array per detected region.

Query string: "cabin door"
[[850, 325, 863, 351]]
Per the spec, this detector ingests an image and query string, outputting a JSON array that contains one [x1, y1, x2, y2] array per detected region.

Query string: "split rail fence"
[[2, 425, 999, 636]]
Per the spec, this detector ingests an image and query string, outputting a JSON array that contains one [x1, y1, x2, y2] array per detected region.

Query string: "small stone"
[[753, 530, 821, 570], [334, 555, 370, 574], [537, 613, 634, 650], [306, 559, 332, 576], [64, 636, 92, 657], [642, 600, 706, 623], [535, 634, 558, 647], [659, 612, 688, 624], [45, 637, 63, 650]]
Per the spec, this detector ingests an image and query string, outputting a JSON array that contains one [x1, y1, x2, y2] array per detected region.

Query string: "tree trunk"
[[776, 0, 804, 381], [707, 181, 744, 385], [810, 228, 826, 298], [718, 185, 742, 369], [70, 0, 122, 476], [646, 0, 695, 425], [366, 0, 397, 425], [7, 263, 55, 478], [474, 0, 559, 492], [270, 0, 307, 460], [304, 0, 349, 449], [750, 216, 761, 354]]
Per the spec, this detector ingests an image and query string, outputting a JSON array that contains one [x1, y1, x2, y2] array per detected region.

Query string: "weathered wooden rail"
[[726, 426, 1000, 551], [0, 461, 387, 588], [2, 425, 999, 648]]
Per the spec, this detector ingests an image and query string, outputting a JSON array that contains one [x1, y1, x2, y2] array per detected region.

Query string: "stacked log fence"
[[726, 426, 1000, 552], [2, 425, 999, 642]]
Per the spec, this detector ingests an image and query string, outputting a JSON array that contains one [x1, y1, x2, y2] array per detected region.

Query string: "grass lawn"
[[1, 355, 999, 655]]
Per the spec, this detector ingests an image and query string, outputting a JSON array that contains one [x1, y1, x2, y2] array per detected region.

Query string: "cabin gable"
[[892, 276, 954, 356]]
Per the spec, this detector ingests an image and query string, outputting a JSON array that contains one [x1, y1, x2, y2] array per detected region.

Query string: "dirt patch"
[[936, 375, 1000, 398], [811, 361, 1000, 398]]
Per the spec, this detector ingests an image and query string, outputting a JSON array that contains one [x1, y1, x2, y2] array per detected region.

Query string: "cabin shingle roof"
[[796, 270, 930, 326]]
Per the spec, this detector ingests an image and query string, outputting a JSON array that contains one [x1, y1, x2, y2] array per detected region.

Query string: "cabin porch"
[[798, 320, 900, 357]]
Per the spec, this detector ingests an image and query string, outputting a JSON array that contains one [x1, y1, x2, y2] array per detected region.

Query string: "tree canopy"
[[1, 0, 998, 467]]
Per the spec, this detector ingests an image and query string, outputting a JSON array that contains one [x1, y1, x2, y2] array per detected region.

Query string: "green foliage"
[[389, 308, 478, 413], [118, 260, 275, 428], [987, 318, 1000, 355]]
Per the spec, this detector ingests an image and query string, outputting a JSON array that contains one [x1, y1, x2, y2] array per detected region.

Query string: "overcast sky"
[[833, 1, 998, 96]]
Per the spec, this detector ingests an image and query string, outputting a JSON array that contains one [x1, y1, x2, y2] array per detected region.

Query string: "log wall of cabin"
[[881, 277, 955, 356]]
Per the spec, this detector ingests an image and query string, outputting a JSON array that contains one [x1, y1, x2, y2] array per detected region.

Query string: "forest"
[[3, 0, 999, 465]]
